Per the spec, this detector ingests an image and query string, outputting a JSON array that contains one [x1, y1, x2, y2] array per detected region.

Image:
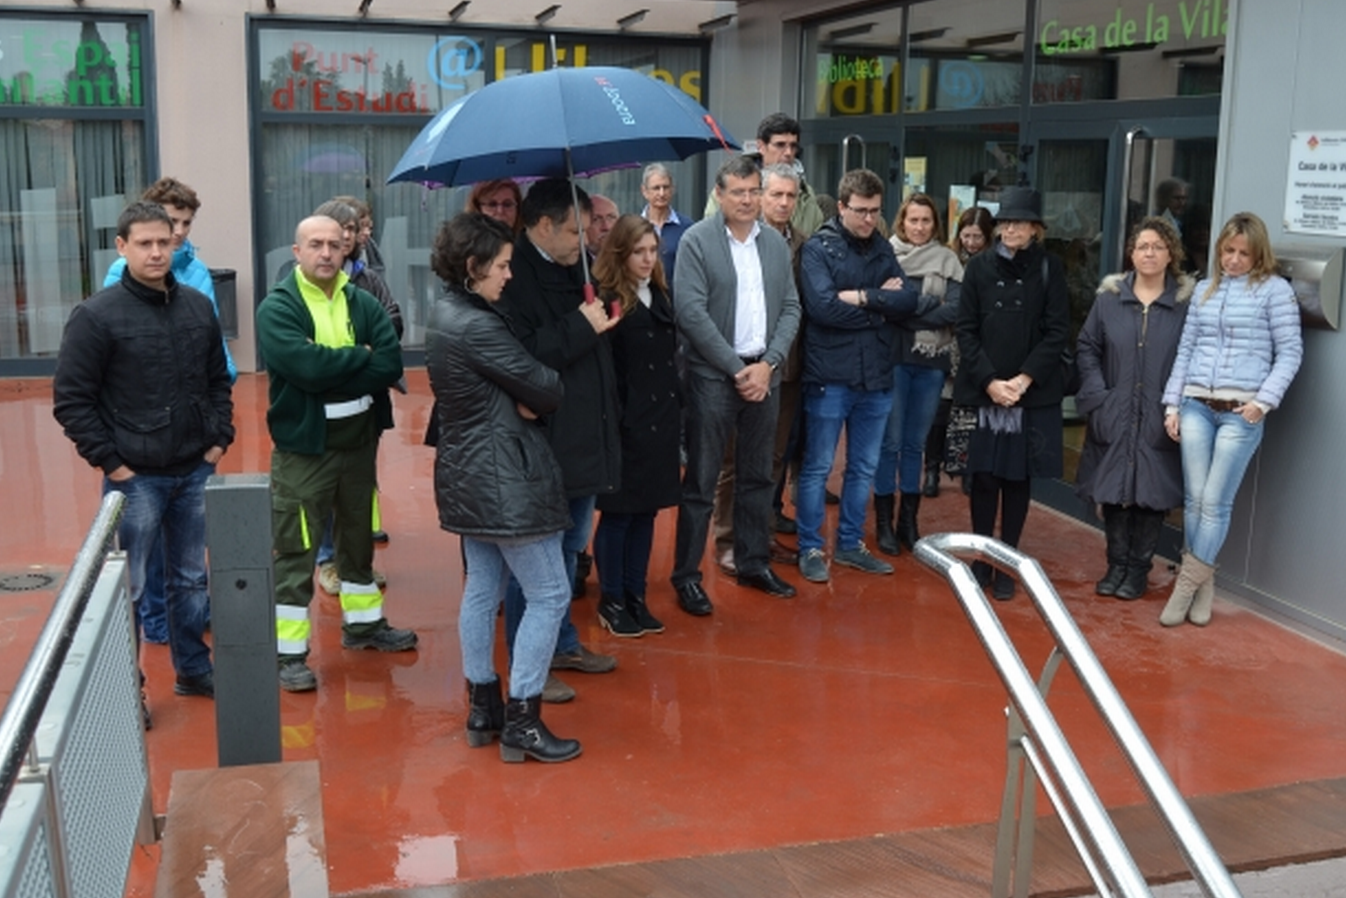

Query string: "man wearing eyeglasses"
[[584, 194, 620, 265], [671, 155, 801, 615], [704, 112, 825, 238], [794, 169, 936, 584]]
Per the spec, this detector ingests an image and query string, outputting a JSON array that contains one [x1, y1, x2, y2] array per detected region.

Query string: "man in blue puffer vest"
[[104, 177, 236, 645]]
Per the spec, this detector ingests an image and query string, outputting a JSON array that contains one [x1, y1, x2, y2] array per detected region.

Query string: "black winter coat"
[[497, 236, 622, 498], [53, 271, 234, 477], [1074, 272, 1193, 510], [954, 240, 1070, 408], [426, 289, 569, 539], [597, 287, 682, 515]]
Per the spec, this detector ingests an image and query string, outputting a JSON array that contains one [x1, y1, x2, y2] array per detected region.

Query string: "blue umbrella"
[[386, 66, 739, 187]]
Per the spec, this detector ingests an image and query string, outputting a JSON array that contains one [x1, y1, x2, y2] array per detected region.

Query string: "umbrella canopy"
[[387, 66, 739, 187]]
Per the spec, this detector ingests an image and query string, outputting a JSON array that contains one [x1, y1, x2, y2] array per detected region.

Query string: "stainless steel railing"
[[0, 491, 126, 809], [913, 532, 1242, 898]]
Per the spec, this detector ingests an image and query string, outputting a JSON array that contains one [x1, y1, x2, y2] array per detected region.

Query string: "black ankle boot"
[[922, 465, 941, 498], [598, 593, 643, 637], [1096, 505, 1130, 596], [624, 589, 664, 634], [897, 493, 921, 550], [500, 696, 582, 763], [466, 679, 505, 747], [874, 493, 899, 556], [1115, 508, 1165, 600]]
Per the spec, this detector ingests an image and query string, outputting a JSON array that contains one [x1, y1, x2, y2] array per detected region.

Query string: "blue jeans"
[[593, 511, 656, 598], [874, 364, 946, 496], [315, 514, 335, 566], [105, 462, 214, 678], [797, 383, 893, 553], [137, 535, 168, 642], [504, 495, 592, 659], [460, 533, 569, 699], [1179, 397, 1264, 565]]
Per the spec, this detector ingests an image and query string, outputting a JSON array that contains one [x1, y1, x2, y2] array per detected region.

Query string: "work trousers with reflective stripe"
[[271, 440, 383, 657]]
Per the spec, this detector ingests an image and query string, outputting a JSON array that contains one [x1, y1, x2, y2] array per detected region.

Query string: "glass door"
[[1031, 114, 1218, 490]]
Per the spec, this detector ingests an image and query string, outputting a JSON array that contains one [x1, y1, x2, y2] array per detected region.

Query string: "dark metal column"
[[205, 474, 281, 766]]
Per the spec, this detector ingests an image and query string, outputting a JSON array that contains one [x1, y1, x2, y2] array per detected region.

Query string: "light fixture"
[[265, 0, 275, 9], [698, 13, 735, 34], [617, 9, 647, 30], [828, 22, 875, 42], [358, 0, 372, 14], [965, 30, 1020, 48], [535, 4, 560, 25], [448, 1, 469, 21], [908, 27, 949, 43], [171, 0, 182, 8]]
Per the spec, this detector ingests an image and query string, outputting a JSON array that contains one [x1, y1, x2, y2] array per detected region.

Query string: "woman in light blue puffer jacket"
[[1159, 212, 1302, 627]]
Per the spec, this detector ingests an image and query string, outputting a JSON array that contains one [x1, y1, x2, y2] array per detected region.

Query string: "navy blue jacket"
[[799, 217, 931, 390]]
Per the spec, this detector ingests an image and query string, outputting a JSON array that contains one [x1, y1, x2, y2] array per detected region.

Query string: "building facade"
[[4, 0, 1344, 642]]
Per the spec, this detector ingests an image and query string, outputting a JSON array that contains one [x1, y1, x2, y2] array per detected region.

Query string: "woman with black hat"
[[953, 187, 1071, 599]]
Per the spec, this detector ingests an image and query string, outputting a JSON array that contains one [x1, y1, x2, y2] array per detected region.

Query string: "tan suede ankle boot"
[[1160, 553, 1214, 627]]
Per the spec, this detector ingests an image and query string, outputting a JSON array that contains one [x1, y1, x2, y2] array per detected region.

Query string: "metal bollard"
[[204, 474, 282, 766]]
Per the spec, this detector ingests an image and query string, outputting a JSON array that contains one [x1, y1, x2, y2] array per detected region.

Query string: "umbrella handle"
[[584, 282, 596, 305]]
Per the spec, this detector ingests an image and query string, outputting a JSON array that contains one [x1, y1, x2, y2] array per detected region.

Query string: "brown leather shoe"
[[769, 540, 798, 565]]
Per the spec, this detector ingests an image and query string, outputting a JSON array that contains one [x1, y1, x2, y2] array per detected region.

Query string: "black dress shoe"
[[737, 568, 797, 598], [676, 582, 714, 616]]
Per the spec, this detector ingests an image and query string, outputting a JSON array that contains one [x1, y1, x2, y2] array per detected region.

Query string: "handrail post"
[[915, 533, 1244, 898]]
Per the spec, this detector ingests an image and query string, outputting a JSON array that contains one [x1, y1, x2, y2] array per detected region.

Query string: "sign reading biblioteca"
[[1285, 131, 1346, 236]]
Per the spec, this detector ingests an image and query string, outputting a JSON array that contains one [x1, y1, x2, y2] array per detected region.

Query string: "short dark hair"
[[715, 155, 762, 191], [520, 179, 592, 230], [837, 169, 883, 206], [141, 177, 200, 211], [756, 112, 801, 145], [116, 201, 172, 240], [430, 212, 515, 288]]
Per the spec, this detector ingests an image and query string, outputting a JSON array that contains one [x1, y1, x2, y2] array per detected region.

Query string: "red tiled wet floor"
[[4, 372, 1346, 896]]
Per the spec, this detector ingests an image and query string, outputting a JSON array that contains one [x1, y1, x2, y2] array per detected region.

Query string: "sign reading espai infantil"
[[1285, 131, 1346, 237]]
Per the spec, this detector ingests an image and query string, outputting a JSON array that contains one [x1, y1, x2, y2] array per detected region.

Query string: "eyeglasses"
[[481, 200, 517, 211], [843, 204, 883, 220], [1134, 242, 1169, 254]]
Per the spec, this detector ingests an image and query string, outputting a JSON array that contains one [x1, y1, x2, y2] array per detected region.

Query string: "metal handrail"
[[914, 532, 1242, 898], [0, 491, 126, 810]]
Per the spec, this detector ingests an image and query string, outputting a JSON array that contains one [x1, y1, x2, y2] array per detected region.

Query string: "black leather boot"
[[625, 589, 665, 634], [466, 678, 505, 748], [1095, 504, 1129, 596], [500, 696, 582, 763], [922, 463, 941, 498], [873, 493, 900, 556], [897, 493, 922, 551], [598, 593, 643, 637], [1116, 508, 1165, 600]]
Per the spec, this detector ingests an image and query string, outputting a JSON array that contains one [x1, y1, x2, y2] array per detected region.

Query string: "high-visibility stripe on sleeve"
[[299, 504, 312, 552], [371, 490, 382, 533], [340, 580, 384, 624], [276, 604, 311, 654]]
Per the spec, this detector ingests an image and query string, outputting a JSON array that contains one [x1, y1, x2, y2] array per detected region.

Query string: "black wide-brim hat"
[[997, 186, 1044, 224]]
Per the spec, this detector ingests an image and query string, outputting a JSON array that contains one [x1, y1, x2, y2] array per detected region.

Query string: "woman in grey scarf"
[[872, 193, 964, 555]]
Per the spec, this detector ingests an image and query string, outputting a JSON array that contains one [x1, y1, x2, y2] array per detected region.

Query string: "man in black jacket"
[[497, 179, 621, 702], [795, 169, 931, 584], [53, 201, 235, 710]]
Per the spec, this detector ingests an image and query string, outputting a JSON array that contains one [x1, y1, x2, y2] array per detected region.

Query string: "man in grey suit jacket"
[[671, 156, 802, 615]]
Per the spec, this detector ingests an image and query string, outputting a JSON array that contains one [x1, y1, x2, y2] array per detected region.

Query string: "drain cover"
[[0, 572, 58, 592]]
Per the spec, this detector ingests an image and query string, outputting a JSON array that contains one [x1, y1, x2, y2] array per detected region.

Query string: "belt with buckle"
[[1193, 396, 1241, 413]]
